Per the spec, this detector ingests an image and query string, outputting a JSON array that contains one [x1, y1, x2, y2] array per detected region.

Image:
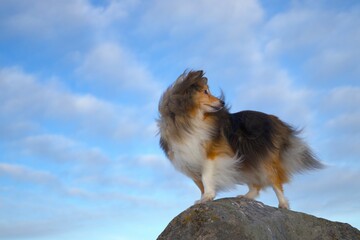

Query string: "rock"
[[157, 197, 360, 240]]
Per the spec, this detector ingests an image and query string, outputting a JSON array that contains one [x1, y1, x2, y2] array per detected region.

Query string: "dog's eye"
[[204, 90, 209, 95]]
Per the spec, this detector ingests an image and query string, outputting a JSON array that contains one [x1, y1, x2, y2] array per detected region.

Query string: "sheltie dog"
[[157, 70, 323, 209]]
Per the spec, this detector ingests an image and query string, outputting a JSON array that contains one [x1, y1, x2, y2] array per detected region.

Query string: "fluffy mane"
[[158, 70, 207, 118]]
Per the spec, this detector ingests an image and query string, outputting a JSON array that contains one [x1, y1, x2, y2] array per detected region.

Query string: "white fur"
[[199, 160, 216, 203], [236, 164, 270, 188], [168, 114, 241, 202], [212, 155, 242, 191], [240, 185, 260, 199], [282, 136, 309, 174], [272, 186, 289, 209], [170, 115, 212, 179]]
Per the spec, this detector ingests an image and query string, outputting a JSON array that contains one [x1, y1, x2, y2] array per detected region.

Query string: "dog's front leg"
[[196, 160, 216, 204]]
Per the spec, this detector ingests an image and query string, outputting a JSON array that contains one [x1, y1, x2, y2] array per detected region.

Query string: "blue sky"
[[0, 0, 359, 239]]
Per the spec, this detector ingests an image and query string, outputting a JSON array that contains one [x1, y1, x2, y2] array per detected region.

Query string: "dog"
[[157, 70, 323, 209]]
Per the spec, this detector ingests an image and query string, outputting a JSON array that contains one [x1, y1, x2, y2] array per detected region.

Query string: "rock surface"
[[157, 197, 360, 240]]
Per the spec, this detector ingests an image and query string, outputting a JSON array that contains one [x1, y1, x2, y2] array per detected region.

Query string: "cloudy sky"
[[0, 0, 359, 239]]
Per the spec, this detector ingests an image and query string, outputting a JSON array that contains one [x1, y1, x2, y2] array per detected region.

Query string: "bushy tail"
[[282, 136, 324, 175]]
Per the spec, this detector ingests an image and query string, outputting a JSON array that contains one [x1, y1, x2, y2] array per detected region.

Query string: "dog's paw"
[[236, 194, 246, 198], [195, 192, 215, 204], [278, 201, 290, 209], [236, 194, 254, 200]]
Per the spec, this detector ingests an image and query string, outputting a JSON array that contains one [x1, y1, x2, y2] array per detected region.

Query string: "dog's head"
[[159, 70, 224, 117]]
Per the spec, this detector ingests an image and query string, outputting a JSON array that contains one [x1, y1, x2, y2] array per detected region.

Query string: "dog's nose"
[[220, 100, 225, 106]]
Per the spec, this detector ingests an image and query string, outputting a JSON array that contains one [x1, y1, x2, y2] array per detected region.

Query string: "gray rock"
[[157, 197, 360, 240]]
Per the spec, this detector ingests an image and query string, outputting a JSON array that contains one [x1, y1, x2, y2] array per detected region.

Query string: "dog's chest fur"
[[171, 134, 207, 177], [167, 117, 213, 177], [160, 114, 243, 191]]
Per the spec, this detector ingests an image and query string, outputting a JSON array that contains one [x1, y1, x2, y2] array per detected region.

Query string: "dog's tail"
[[282, 135, 324, 175]]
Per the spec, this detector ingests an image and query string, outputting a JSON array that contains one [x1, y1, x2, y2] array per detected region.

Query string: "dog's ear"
[[202, 77, 208, 85], [185, 70, 207, 90], [173, 70, 205, 94], [188, 70, 204, 79], [191, 71, 207, 86]]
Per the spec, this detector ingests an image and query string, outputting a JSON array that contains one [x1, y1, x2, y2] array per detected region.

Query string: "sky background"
[[0, 0, 359, 239]]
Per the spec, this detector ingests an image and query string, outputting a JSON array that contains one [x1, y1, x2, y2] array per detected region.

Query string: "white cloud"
[[264, 8, 328, 54], [135, 0, 265, 71], [140, 0, 263, 35], [0, 66, 149, 141], [136, 154, 170, 169], [322, 136, 360, 165], [0, 0, 134, 40], [0, 163, 57, 185], [321, 86, 360, 135], [19, 134, 109, 164], [306, 48, 360, 82], [0, 163, 94, 197], [232, 66, 314, 126], [0, 121, 37, 140], [77, 42, 161, 96], [0, 194, 104, 239], [326, 113, 360, 134], [321, 85, 360, 163], [0, 219, 69, 239], [287, 166, 360, 224], [326, 86, 360, 111], [0, 67, 113, 118], [264, 4, 360, 83]]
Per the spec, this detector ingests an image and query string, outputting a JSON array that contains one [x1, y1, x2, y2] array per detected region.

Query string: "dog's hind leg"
[[268, 153, 290, 209], [237, 184, 261, 199], [272, 183, 289, 209]]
